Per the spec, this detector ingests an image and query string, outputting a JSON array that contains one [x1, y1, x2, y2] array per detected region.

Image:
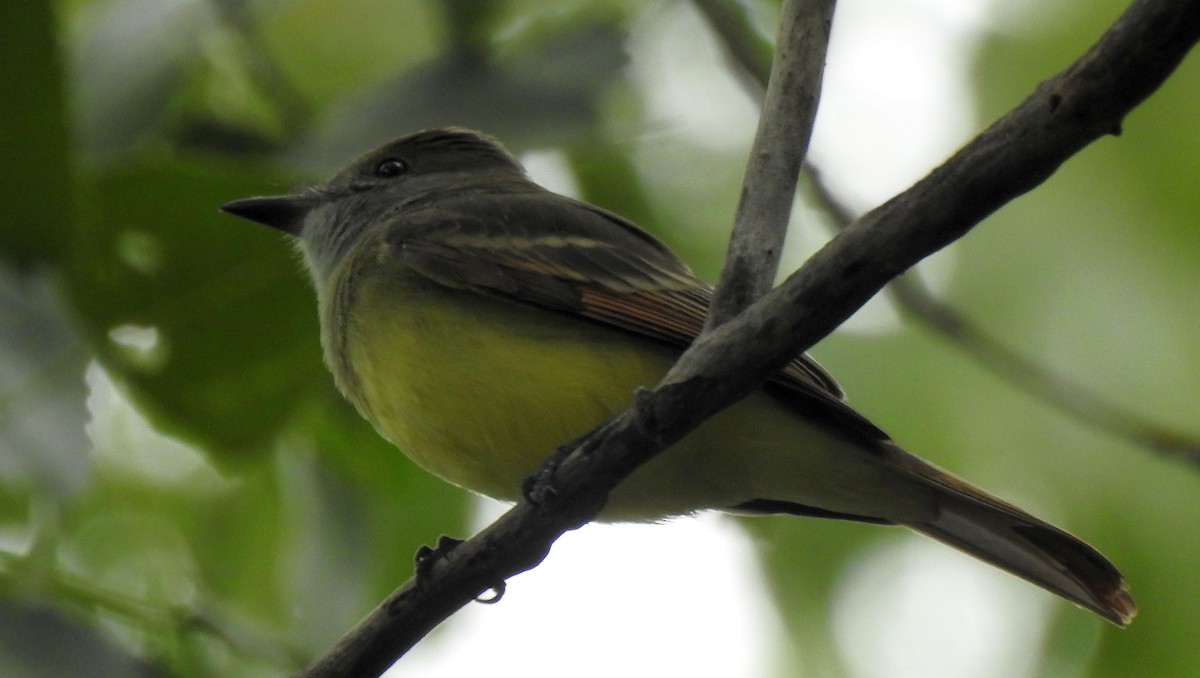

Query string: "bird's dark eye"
[[374, 158, 408, 178]]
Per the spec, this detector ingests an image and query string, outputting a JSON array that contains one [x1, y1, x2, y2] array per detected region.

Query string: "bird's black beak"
[[220, 193, 321, 236]]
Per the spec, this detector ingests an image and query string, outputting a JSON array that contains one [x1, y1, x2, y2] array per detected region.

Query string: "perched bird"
[[222, 128, 1135, 626]]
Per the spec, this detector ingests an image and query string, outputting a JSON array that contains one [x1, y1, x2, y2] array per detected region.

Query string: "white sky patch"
[[832, 537, 1053, 678], [810, 0, 991, 211], [388, 501, 784, 678], [85, 363, 226, 489], [798, 0, 995, 334], [521, 149, 581, 199], [626, 3, 759, 151]]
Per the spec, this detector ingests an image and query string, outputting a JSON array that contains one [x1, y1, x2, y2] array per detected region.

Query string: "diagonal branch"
[[298, 1, 1200, 675]]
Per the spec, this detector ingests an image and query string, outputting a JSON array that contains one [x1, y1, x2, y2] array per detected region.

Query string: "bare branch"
[[706, 0, 835, 328]]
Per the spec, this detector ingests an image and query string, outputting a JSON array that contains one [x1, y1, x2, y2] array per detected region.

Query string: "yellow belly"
[[340, 267, 668, 496], [327, 262, 934, 523]]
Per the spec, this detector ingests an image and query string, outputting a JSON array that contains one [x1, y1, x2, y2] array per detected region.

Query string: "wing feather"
[[387, 191, 858, 412]]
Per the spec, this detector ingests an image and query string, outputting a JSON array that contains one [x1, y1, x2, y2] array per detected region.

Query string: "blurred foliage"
[[0, 0, 1196, 676]]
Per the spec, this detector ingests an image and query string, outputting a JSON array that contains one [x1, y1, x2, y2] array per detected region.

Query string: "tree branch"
[[706, 0, 835, 328], [298, 1, 1200, 675]]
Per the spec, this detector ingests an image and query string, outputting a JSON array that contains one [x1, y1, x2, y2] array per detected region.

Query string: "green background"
[[0, 0, 1196, 676]]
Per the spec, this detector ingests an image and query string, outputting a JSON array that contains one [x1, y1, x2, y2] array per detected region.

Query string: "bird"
[[221, 127, 1136, 627]]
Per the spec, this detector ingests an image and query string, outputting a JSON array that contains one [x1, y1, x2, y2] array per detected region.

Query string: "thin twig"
[[706, 0, 836, 328]]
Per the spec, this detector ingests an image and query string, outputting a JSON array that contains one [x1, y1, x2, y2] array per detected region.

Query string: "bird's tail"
[[894, 454, 1136, 627]]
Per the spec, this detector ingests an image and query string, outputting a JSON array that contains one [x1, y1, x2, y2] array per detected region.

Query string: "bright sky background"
[[383, 1, 1072, 677]]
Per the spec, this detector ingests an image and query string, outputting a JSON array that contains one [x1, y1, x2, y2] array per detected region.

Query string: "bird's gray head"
[[221, 128, 527, 283]]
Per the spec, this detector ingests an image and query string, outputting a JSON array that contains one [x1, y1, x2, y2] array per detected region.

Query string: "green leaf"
[[65, 156, 323, 461], [0, 1, 72, 265]]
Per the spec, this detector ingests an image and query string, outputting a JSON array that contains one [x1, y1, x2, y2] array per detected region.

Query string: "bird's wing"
[[384, 191, 890, 441]]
